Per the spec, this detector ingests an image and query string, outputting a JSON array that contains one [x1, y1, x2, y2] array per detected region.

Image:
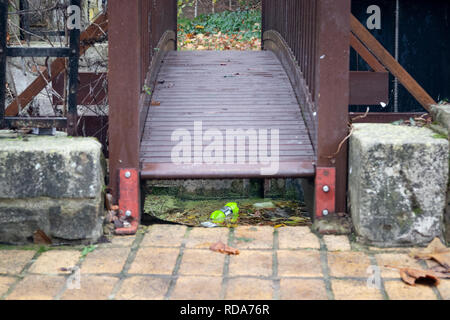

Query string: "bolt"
[[322, 185, 330, 193], [322, 209, 329, 216], [125, 210, 132, 217], [124, 171, 131, 178]]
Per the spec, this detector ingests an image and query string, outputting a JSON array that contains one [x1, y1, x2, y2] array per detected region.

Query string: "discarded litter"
[[209, 202, 239, 224]]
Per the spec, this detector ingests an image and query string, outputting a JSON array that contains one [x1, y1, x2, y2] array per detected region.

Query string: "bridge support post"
[[315, 0, 351, 216], [115, 169, 140, 235], [315, 168, 336, 218]]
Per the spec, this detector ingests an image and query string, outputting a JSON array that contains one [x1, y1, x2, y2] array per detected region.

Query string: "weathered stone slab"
[[349, 124, 449, 247], [0, 131, 105, 244], [430, 104, 450, 244]]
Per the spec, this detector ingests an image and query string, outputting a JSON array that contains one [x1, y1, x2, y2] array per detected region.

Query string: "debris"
[[253, 202, 276, 209], [397, 267, 440, 286], [201, 221, 218, 228], [33, 230, 52, 245], [210, 202, 239, 224], [210, 241, 240, 255], [410, 237, 450, 269], [151, 101, 161, 106]]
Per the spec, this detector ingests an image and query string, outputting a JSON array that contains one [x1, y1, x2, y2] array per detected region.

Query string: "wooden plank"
[[350, 14, 436, 112], [5, 13, 108, 116], [349, 112, 428, 123], [350, 33, 386, 72], [141, 161, 316, 179], [349, 71, 389, 105]]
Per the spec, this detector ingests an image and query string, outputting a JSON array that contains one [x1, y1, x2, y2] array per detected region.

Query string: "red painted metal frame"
[[115, 169, 140, 235], [315, 167, 336, 218]]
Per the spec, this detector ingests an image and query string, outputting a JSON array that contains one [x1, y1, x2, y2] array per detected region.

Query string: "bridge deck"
[[140, 51, 315, 179]]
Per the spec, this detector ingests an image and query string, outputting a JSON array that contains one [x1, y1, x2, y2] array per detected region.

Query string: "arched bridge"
[[107, 0, 434, 234]]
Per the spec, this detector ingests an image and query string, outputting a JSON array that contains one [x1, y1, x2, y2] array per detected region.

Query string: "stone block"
[[0, 131, 105, 244], [349, 124, 448, 246]]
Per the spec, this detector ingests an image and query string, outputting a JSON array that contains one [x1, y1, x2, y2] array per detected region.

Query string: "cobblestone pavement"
[[0, 225, 448, 300]]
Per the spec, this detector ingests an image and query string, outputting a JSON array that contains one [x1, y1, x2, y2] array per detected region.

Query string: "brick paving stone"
[[233, 226, 274, 249], [384, 280, 438, 300], [185, 227, 230, 249], [0, 276, 15, 297], [80, 248, 130, 274], [278, 227, 320, 250], [375, 253, 424, 278], [60, 275, 118, 300], [170, 276, 222, 300], [323, 235, 351, 251], [128, 247, 179, 275], [327, 251, 371, 278], [6, 275, 65, 300], [141, 225, 187, 247], [178, 249, 225, 276], [228, 251, 272, 277], [332, 280, 384, 300], [28, 250, 80, 274], [115, 276, 171, 300], [0, 250, 35, 274], [277, 250, 322, 277], [225, 278, 274, 300], [279, 279, 328, 300], [103, 235, 136, 248]]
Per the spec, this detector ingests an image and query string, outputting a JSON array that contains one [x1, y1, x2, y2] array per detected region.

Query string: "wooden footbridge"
[[1, 0, 437, 235]]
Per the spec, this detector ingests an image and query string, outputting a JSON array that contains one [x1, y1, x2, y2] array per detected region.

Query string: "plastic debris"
[[209, 202, 239, 224]]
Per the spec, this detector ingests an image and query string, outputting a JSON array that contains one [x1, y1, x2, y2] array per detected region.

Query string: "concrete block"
[[349, 124, 448, 246]]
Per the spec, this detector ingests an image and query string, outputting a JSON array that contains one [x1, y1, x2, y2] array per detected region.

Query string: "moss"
[[432, 133, 448, 140]]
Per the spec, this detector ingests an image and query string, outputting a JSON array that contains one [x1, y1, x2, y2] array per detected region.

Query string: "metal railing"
[[0, 0, 80, 135], [263, 0, 318, 102]]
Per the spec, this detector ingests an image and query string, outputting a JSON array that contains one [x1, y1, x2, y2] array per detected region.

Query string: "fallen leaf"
[[33, 230, 52, 245], [410, 237, 450, 269], [151, 101, 161, 106], [274, 224, 286, 229], [398, 267, 440, 286], [210, 241, 240, 255]]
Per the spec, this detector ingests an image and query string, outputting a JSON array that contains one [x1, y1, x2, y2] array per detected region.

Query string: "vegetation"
[[178, 9, 261, 50]]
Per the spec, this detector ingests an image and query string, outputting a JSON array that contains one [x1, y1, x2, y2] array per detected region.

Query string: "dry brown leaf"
[[151, 101, 161, 106], [398, 267, 440, 286], [210, 241, 240, 255], [410, 237, 450, 269], [33, 230, 52, 245]]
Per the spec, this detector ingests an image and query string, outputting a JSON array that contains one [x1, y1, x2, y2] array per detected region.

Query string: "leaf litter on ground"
[[385, 237, 450, 286]]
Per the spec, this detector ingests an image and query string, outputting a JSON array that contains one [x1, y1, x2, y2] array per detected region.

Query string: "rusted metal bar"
[[108, 1, 142, 200], [350, 14, 436, 112], [349, 112, 429, 124], [349, 71, 389, 105], [67, 0, 81, 136]]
